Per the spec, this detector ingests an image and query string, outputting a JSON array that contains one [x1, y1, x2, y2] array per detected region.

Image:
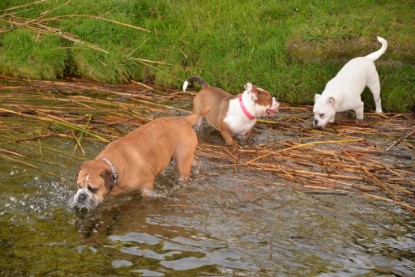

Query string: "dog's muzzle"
[[266, 108, 278, 116], [73, 189, 97, 210], [313, 118, 325, 128], [266, 98, 279, 116], [76, 192, 88, 205]]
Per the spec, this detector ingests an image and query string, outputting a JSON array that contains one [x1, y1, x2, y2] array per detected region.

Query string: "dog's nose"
[[77, 192, 87, 203], [313, 119, 318, 125]]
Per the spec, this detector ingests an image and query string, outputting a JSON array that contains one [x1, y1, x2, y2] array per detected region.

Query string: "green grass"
[[0, 29, 66, 79], [0, 0, 414, 111]]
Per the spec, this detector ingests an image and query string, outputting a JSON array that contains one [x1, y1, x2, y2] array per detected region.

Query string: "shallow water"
[[0, 78, 414, 276]]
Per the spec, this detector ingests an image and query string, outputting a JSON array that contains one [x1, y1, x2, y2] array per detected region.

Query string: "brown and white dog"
[[72, 112, 207, 210], [183, 76, 279, 145]]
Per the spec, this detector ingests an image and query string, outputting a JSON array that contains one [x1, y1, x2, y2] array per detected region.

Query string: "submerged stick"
[[0, 153, 57, 177], [71, 114, 92, 156], [386, 129, 415, 151], [0, 107, 109, 142], [362, 193, 415, 216]]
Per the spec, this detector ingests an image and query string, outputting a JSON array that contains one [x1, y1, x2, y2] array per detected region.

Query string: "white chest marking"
[[223, 98, 257, 135]]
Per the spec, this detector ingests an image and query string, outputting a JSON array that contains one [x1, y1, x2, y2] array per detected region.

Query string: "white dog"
[[313, 36, 387, 127]]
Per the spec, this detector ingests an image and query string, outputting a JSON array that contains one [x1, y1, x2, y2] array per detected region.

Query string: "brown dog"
[[72, 112, 206, 210], [183, 76, 279, 145]]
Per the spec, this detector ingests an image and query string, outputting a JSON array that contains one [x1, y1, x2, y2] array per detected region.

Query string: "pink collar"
[[238, 94, 255, 120]]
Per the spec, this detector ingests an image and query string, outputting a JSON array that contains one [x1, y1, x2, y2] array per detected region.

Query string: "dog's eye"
[[319, 113, 325, 118], [87, 185, 98, 193]]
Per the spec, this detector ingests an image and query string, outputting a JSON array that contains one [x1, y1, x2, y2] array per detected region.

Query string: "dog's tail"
[[365, 36, 387, 61], [184, 106, 210, 126], [182, 76, 209, 92]]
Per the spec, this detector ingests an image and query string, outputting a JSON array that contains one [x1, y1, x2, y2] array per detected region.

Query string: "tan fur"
[[75, 112, 207, 208], [189, 80, 277, 145], [192, 86, 236, 132]]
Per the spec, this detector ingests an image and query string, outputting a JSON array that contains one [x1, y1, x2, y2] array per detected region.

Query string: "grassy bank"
[[0, 0, 414, 112]]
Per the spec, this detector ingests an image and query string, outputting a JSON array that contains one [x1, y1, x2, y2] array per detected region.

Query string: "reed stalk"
[[0, 77, 414, 214]]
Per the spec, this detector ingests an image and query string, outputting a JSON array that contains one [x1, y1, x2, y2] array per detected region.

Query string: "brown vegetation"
[[0, 75, 414, 215]]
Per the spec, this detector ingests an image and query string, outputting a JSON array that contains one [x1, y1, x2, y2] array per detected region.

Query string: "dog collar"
[[100, 157, 119, 186], [238, 94, 256, 120]]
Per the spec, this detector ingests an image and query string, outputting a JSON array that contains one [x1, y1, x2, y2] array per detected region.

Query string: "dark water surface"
[[0, 78, 414, 276]]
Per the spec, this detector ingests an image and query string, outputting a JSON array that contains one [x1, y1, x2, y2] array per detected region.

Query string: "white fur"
[[313, 36, 387, 127], [223, 85, 279, 137], [72, 188, 97, 209], [182, 80, 189, 92], [72, 174, 100, 209], [223, 91, 257, 136]]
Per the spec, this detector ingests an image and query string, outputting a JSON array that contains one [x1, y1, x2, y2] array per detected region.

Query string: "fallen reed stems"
[[0, 107, 110, 142], [386, 129, 415, 151], [0, 77, 414, 215], [197, 116, 414, 214]]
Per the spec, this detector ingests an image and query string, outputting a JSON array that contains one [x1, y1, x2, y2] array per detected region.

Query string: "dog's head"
[[72, 160, 115, 210], [313, 94, 336, 127], [244, 83, 279, 117]]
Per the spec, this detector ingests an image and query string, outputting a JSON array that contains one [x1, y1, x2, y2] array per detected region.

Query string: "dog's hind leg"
[[175, 147, 197, 178], [219, 129, 234, 145], [367, 69, 383, 113], [192, 96, 207, 129]]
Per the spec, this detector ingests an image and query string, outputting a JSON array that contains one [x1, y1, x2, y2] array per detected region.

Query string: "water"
[[0, 78, 414, 276]]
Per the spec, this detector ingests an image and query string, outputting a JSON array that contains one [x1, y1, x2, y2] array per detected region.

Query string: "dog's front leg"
[[244, 127, 254, 140], [355, 102, 365, 120], [141, 181, 155, 197], [239, 128, 255, 145]]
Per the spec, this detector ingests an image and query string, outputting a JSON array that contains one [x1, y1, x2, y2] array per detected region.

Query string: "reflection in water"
[[68, 173, 415, 276], [1, 151, 414, 276], [110, 232, 257, 271], [73, 189, 259, 275]]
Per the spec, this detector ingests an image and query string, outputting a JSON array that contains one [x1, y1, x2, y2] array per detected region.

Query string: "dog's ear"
[[314, 94, 321, 101], [77, 162, 87, 178], [79, 162, 87, 169], [327, 97, 335, 105], [244, 82, 254, 92], [245, 82, 258, 100], [100, 168, 115, 193]]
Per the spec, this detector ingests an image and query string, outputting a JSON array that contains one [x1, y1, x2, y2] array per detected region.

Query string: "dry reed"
[[0, 76, 414, 215]]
